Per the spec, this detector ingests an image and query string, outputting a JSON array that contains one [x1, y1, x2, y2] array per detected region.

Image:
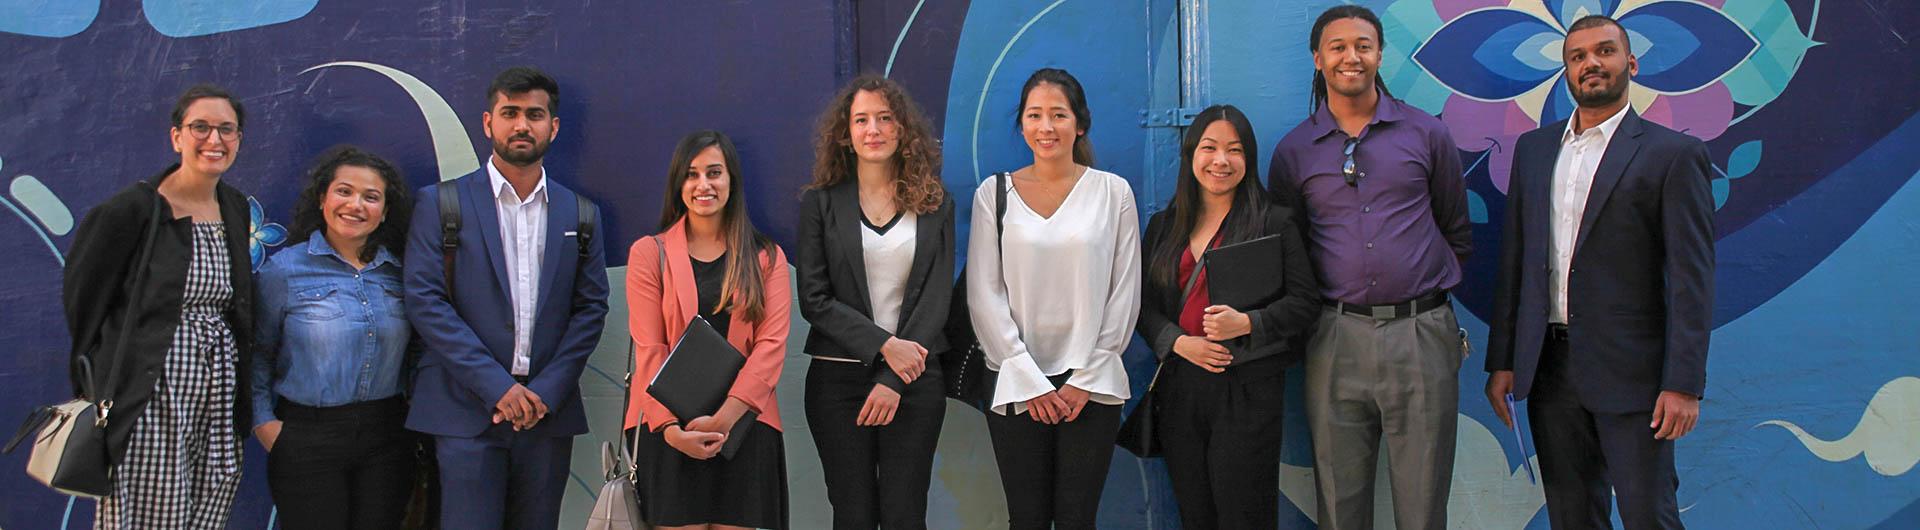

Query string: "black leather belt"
[[1547, 323, 1569, 341], [1327, 290, 1450, 320], [513, 375, 532, 385]]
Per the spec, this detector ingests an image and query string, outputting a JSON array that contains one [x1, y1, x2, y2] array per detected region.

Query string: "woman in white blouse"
[[967, 67, 1141, 530]]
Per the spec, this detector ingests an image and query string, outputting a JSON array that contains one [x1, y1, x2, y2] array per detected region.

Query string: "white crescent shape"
[[300, 61, 480, 182]]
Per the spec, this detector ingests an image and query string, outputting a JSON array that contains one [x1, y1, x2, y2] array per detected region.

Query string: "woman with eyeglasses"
[[63, 84, 259, 528], [968, 67, 1141, 530], [1135, 104, 1320, 529], [251, 146, 418, 529]]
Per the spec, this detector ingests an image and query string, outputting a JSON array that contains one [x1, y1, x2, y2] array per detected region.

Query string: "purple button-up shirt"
[[1266, 93, 1470, 306]]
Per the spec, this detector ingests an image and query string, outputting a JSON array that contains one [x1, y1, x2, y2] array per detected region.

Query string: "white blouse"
[[863, 211, 918, 334], [967, 168, 1141, 415]]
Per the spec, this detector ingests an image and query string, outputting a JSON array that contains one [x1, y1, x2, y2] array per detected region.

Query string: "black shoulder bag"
[[941, 173, 1011, 411]]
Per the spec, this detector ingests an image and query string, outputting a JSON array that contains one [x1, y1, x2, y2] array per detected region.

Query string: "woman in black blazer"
[[795, 74, 955, 530], [1136, 104, 1320, 530], [64, 84, 259, 528]]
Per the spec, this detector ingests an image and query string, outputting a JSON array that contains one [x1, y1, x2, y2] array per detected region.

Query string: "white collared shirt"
[[1550, 105, 1630, 324], [488, 160, 548, 376]]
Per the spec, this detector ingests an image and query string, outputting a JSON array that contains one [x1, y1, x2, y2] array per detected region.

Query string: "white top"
[[1550, 104, 1629, 325], [863, 211, 919, 335], [488, 160, 548, 376], [968, 168, 1141, 415]]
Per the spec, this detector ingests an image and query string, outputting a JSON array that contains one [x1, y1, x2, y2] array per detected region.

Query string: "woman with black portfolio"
[[626, 130, 792, 530], [1135, 104, 1320, 529], [794, 74, 955, 530]]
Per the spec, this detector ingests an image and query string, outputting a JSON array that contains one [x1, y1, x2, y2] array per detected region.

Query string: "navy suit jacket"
[[1486, 111, 1715, 414], [403, 170, 609, 437]]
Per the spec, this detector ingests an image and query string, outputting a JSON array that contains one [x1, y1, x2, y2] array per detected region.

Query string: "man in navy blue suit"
[[403, 66, 609, 530], [1486, 15, 1714, 530]]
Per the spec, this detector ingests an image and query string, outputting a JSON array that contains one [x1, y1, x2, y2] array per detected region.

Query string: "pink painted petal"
[[1641, 83, 1734, 141], [1434, 0, 1515, 22], [1696, 0, 1726, 8], [1441, 96, 1537, 193]]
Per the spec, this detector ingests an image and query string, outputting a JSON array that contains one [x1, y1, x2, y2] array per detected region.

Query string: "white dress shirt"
[[968, 168, 1141, 416], [488, 160, 548, 376], [1550, 105, 1630, 324]]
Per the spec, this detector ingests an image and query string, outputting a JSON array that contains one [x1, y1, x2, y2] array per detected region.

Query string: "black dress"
[[633, 253, 789, 529]]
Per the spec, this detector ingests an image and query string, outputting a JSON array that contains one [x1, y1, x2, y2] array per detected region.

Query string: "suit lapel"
[[535, 184, 572, 326], [898, 204, 940, 327], [1572, 111, 1644, 256], [832, 181, 873, 313], [1528, 128, 1561, 248], [664, 221, 699, 321], [468, 175, 515, 302]]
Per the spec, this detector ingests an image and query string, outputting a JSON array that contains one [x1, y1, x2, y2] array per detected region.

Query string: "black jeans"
[[266, 397, 416, 530], [984, 373, 1123, 530], [1158, 357, 1287, 530], [805, 358, 947, 530]]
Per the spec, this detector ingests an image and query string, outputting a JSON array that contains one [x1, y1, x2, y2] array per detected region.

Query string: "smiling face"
[[681, 145, 731, 220], [170, 97, 241, 176], [1563, 22, 1638, 108], [848, 89, 901, 165], [320, 164, 388, 250], [1191, 119, 1246, 198], [483, 89, 557, 167], [1314, 17, 1382, 99], [1020, 82, 1082, 162]]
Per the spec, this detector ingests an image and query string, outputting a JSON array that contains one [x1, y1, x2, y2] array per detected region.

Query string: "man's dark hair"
[[1308, 5, 1392, 114], [171, 84, 246, 131], [1566, 15, 1633, 54], [486, 66, 560, 113]]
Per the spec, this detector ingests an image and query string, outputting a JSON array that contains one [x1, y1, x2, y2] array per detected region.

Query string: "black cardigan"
[[1137, 204, 1321, 369], [63, 164, 256, 465], [794, 178, 956, 393]]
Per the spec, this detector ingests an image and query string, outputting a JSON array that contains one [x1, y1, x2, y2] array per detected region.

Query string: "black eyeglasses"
[[1342, 137, 1363, 187], [183, 122, 241, 141]]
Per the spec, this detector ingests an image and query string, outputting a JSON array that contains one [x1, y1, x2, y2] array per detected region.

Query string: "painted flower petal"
[[1433, 0, 1512, 23], [1415, 9, 1566, 101], [1618, 1, 1757, 93], [255, 222, 289, 246], [0, 0, 99, 37], [1718, 0, 1818, 107], [1542, 0, 1623, 28], [1538, 75, 1578, 127], [1442, 96, 1533, 193], [1640, 83, 1733, 141], [143, 0, 316, 38]]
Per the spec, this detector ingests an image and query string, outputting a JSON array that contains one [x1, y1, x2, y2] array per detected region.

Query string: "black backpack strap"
[[994, 172, 1010, 249], [575, 192, 596, 259], [437, 181, 461, 304]]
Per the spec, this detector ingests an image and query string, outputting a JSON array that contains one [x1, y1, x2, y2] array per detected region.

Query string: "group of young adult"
[[57, 5, 1711, 530]]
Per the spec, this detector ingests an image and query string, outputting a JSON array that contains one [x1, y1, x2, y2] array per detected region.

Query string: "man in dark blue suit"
[[1485, 16, 1714, 530], [403, 67, 609, 530]]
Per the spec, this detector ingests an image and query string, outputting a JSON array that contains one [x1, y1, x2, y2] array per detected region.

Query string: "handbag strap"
[[1147, 249, 1210, 389], [622, 235, 669, 475], [95, 185, 169, 425]]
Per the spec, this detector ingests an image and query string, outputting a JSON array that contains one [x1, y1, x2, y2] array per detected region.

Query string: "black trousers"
[[984, 373, 1123, 530], [805, 359, 948, 530], [1530, 330, 1684, 530], [1158, 358, 1287, 530], [266, 397, 416, 530]]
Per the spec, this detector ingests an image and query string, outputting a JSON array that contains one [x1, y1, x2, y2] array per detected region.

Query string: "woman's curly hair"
[[286, 145, 411, 264], [806, 74, 945, 213]]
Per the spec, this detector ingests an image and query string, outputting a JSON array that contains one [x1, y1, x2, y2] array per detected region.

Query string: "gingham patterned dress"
[[96, 222, 243, 529]]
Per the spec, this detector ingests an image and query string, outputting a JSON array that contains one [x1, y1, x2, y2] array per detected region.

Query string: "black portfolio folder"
[[1203, 234, 1288, 310], [647, 316, 754, 458]]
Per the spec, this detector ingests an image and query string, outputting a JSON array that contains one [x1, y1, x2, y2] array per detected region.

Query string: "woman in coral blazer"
[[625, 130, 792, 530]]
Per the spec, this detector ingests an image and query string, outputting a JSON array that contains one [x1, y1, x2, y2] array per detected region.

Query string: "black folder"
[[646, 316, 754, 458], [1203, 234, 1288, 310]]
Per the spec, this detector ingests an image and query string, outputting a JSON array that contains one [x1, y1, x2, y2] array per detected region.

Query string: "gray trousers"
[[1304, 303, 1463, 530]]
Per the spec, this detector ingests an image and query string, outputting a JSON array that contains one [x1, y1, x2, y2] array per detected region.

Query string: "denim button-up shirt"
[[251, 233, 410, 428]]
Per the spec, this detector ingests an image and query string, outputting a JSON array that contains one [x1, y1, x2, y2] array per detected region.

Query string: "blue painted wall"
[[2, 1, 1916, 528]]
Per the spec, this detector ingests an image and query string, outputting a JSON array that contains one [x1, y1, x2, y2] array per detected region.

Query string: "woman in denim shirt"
[[250, 146, 416, 529]]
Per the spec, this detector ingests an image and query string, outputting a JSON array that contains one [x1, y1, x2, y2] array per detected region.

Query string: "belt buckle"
[[1371, 305, 1396, 320]]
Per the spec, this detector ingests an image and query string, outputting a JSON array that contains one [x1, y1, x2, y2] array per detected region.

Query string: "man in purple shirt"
[[1265, 6, 1471, 530]]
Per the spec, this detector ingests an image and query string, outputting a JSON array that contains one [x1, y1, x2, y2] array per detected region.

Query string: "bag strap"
[[96, 186, 169, 424], [1147, 248, 1210, 389], [622, 235, 668, 475], [436, 181, 461, 305], [576, 193, 596, 258]]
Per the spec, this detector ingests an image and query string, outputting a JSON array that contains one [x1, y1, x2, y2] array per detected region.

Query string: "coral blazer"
[[624, 220, 791, 432]]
